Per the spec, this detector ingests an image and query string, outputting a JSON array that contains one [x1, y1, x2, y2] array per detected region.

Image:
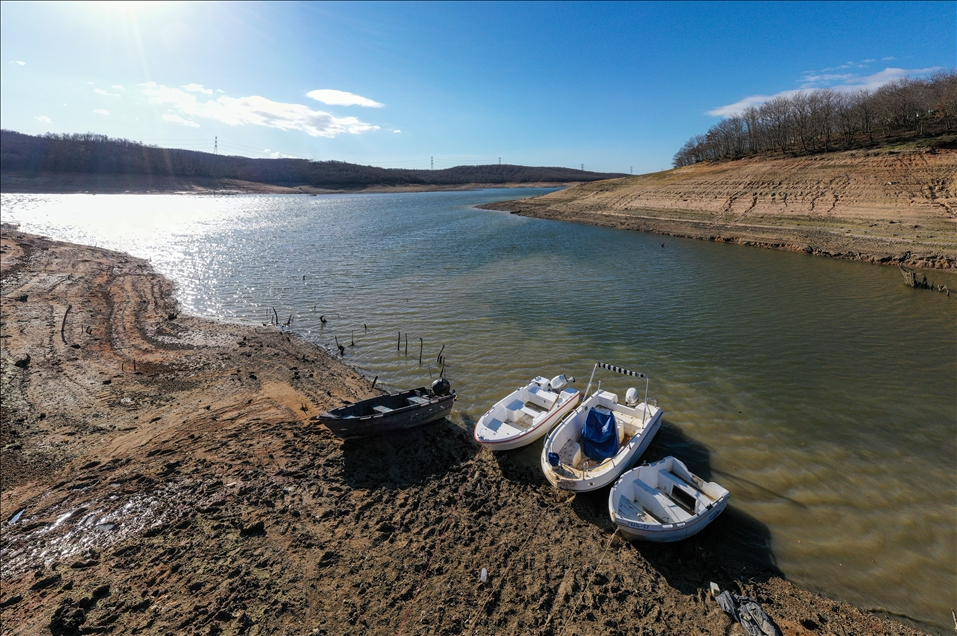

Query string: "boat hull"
[[314, 388, 454, 439], [474, 379, 581, 451], [609, 456, 730, 542]]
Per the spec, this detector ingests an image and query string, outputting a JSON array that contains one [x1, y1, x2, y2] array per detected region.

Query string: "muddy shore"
[[0, 226, 932, 635], [480, 147, 956, 272]]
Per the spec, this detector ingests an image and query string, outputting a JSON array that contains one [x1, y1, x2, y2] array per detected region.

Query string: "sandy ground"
[[0, 226, 932, 635], [0, 172, 575, 195], [481, 147, 957, 272]]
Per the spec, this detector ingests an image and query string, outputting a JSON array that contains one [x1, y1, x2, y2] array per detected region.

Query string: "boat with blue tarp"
[[541, 363, 662, 491]]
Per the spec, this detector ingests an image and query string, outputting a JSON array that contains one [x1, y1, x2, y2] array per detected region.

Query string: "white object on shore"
[[609, 456, 730, 542], [480, 567, 487, 583], [541, 363, 661, 492], [473, 375, 581, 451]]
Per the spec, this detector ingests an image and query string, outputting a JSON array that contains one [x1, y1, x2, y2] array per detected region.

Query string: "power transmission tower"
[[581, 163, 584, 171], [630, 166, 633, 174], [214, 136, 218, 154], [498, 157, 501, 165], [431, 156, 433, 170]]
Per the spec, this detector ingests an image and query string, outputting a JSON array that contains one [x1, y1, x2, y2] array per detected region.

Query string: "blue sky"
[[1, 1, 953, 173]]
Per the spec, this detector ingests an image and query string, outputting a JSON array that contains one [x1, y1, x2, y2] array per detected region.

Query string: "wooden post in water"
[[419, 338, 423, 365], [404, 334, 408, 355], [436, 344, 445, 365], [397, 331, 401, 351]]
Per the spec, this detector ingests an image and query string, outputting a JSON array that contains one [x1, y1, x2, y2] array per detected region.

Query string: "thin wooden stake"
[[404, 334, 408, 355], [419, 338, 423, 365], [397, 331, 401, 351], [436, 344, 445, 364], [60, 304, 72, 345]]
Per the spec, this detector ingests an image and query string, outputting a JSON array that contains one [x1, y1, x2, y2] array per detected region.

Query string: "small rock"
[[0, 594, 23, 607], [49, 598, 85, 636], [240, 520, 266, 537], [31, 573, 62, 591], [14, 354, 30, 369]]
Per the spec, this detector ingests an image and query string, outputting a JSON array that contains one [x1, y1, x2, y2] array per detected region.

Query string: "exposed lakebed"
[[4, 189, 955, 632]]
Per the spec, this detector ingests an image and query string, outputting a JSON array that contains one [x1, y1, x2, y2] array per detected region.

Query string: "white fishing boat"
[[473, 375, 581, 451], [541, 363, 662, 492], [608, 456, 730, 542]]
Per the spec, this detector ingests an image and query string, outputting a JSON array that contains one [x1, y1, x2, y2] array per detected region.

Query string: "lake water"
[[3, 190, 955, 633]]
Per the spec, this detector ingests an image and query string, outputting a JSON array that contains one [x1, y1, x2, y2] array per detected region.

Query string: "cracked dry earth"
[[0, 227, 930, 635], [484, 147, 957, 271]]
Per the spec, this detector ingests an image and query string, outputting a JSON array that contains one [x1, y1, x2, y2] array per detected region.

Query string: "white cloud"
[[162, 113, 200, 127], [112, 85, 124, 90], [306, 89, 384, 108], [264, 149, 302, 159], [94, 109, 110, 115], [141, 82, 379, 137], [708, 65, 943, 117], [183, 83, 213, 95], [36, 115, 52, 124], [393, 129, 401, 133], [94, 88, 122, 98], [9, 60, 26, 66]]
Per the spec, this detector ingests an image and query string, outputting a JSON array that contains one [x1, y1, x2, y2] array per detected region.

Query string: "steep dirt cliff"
[[485, 147, 957, 271]]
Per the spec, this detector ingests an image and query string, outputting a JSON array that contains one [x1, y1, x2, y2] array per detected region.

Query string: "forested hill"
[[673, 71, 957, 167], [0, 130, 625, 188]]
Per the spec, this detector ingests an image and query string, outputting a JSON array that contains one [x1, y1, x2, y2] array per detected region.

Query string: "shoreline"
[[0, 171, 570, 195], [480, 148, 957, 273], [0, 227, 936, 634]]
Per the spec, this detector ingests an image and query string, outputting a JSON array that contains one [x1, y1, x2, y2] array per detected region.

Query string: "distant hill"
[[0, 130, 625, 191]]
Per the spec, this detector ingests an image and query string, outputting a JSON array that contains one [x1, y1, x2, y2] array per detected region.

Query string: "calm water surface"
[[4, 190, 955, 632]]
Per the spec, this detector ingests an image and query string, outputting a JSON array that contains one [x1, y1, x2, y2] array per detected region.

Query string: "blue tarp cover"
[[582, 408, 619, 460]]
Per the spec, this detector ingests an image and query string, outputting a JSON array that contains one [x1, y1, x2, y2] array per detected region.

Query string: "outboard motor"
[[431, 378, 451, 397], [549, 374, 574, 391], [625, 387, 640, 407]]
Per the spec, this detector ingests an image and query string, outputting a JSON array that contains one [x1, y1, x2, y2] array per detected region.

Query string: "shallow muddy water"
[[4, 190, 955, 632]]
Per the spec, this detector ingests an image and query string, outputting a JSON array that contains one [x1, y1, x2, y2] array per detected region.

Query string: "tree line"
[[673, 71, 957, 167], [0, 130, 625, 187]]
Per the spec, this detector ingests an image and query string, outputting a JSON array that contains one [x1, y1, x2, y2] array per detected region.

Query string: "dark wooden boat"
[[314, 379, 455, 439]]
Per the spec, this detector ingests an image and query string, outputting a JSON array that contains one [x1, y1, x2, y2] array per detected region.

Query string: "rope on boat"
[[596, 362, 645, 378], [554, 527, 621, 636], [396, 448, 486, 636]]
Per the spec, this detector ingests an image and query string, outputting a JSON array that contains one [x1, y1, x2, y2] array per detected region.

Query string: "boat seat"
[[520, 405, 542, 420], [634, 478, 691, 523], [658, 471, 711, 509], [527, 386, 558, 408], [372, 405, 393, 414], [558, 439, 583, 468], [407, 396, 430, 406]]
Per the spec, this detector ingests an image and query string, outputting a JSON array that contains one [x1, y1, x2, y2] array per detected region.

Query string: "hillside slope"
[[484, 146, 957, 270], [0, 130, 625, 192]]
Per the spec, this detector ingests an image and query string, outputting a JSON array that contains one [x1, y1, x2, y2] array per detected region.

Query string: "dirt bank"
[[0, 227, 931, 635], [0, 171, 572, 195], [482, 147, 957, 271]]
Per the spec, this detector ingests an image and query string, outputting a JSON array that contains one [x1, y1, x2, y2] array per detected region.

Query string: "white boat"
[[541, 363, 662, 492], [608, 456, 730, 542], [473, 375, 581, 451]]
